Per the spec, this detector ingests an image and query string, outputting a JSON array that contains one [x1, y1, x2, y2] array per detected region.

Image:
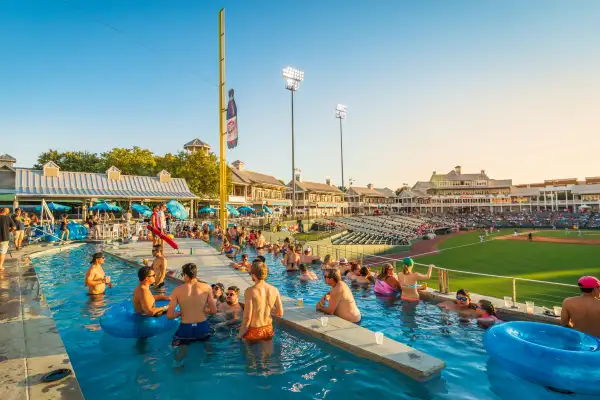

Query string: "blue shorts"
[[172, 321, 211, 346]]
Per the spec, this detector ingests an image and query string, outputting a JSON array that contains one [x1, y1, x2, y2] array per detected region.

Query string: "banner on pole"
[[226, 89, 238, 149]]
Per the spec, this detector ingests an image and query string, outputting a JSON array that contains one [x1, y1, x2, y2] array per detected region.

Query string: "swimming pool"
[[31, 244, 594, 399]]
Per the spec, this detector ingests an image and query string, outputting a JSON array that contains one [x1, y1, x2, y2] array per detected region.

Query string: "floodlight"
[[282, 67, 304, 91], [335, 104, 347, 119]]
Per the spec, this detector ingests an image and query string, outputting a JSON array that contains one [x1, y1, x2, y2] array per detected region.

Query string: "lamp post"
[[282, 66, 304, 218], [335, 104, 347, 190]]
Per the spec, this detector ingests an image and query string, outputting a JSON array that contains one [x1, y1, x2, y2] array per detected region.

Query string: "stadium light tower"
[[283, 66, 304, 218], [335, 104, 348, 190]]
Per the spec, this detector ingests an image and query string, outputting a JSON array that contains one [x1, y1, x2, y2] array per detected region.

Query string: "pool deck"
[[104, 239, 447, 381], [0, 243, 84, 400]]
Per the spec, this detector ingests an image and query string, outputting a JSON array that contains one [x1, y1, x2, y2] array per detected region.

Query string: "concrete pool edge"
[[103, 240, 446, 381], [0, 243, 84, 400]]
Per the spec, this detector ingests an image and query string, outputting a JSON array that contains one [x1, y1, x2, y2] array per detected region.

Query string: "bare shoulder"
[[244, 286, 254, 297]]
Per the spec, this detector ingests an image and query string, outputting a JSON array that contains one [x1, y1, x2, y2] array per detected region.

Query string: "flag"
[[226, 88, 238, 149]]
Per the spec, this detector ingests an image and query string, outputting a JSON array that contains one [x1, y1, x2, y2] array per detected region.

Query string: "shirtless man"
[[143, 245, 167, 291], [238, 261, 283, 341], [133, 266, 170, 316], [298, 264, 318, 281], [316, 269, 361, 323], [218, 286, 243, 314], [437, 288, 478, 318], [561, 276, 600, 338], [168, 263, 216, 363], [300, 248, 321, 264], [84, 252, 111, 295]]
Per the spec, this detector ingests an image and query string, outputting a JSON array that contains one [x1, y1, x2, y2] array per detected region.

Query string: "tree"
[[101, 147, 157, 176], [34, 150, 104, 172], [171, 150, 231, 199]]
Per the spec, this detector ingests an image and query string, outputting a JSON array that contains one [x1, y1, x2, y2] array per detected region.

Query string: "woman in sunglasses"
[[437, 288, 478, 318]]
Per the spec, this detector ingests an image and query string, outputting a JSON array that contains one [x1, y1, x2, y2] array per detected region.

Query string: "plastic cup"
[[503, 296, 513, 308], [553, 306, 562, 317], [526, 301, 535, 314], [320, 317, 328, 327], [297, 298, 304, 307], [375, 332, 384, 345]]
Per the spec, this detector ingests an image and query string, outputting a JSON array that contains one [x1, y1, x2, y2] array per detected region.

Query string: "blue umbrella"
[[167, 200, 189, 220], [237, 206, 256, 214], [131, 203, 152, 217], [198, 206, 217, 213], [34, 202, 72, 213], [262, 205, 274, 215], [226, 204, 240, 217], [90, 202, 121, 212]]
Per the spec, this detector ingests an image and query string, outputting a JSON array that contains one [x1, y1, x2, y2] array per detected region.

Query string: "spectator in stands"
[[397, 258, 433, 302], [437, 288, 478, 318], [561, 276, 600, 338]]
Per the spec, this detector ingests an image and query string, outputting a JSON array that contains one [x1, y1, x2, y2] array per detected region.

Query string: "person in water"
[[300, 248, 321, 264], [133, 266, 171, 316], [320, 254, 337, 270], [84, 252, 111, 295], [211, 283, 227, 306], [345, 262, 361, 281], [233, 254, 251, 270], [475, 299, 502, 328], [143, 244, 167, 291], [238, 261, 284, 341], [437, 288, 478, 318], [317, 269, 361, 323], [375, 263, 401, 293], [561, 276, 600, 338], [396, 258, 434, 301], [220, 239, 240, 259], [218, 285, 243, 315], [167, 263, 217, 354], [282, 245, 300, 271], [298, 264, 318, 281], [353, 266, 374, 285], [255, 230, 266, 250]]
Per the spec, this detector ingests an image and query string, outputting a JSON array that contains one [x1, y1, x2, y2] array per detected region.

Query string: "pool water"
[[31, 244, 594, 400]]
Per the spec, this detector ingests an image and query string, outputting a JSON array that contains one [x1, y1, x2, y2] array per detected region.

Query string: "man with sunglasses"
[[84, 252, 111, 295], [133, 266, 171, 316], [437, 288, 478, 318], [219, 286, 243, 315]]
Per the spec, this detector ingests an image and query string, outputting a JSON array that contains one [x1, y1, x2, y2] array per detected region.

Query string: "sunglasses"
[[456, 295, 469, 302], [226, 293, 236, 297]]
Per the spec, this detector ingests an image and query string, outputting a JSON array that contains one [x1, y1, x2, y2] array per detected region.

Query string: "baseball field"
[[414, 229, 600, 307]]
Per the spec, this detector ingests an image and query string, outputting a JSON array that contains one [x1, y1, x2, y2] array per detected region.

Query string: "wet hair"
[[90, 252, 104, 264], [227, 286, 240, 295], [241, 254, 248, 260], [182, 263, 197, 279], [299, 264, 308, 272], [378, 264, 395, 280], [325, 269, 341, 283], [138, 266, 154, 281], [251, 261, 268, 280], [360, 266, 370, 277], [478, 299, 497, 317]]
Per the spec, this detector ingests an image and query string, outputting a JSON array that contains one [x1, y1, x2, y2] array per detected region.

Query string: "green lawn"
[[534, 230, 600, 240], [413, 230, 600, 307]]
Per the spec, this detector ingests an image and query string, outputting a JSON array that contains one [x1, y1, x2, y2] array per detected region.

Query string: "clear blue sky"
[[2, 0, 599, 188]]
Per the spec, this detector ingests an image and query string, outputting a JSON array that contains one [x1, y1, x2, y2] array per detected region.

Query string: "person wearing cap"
[[397, 257, 434, 302], [561, 276, 600, 338], [211, 283, 227, 306], [84, 253, 111, 295]]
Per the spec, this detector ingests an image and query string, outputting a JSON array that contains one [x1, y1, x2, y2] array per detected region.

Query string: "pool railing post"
[[512, 278, 518, 307]]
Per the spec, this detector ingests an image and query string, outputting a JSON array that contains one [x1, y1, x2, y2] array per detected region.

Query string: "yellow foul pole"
[[218, 9, 228, 230]]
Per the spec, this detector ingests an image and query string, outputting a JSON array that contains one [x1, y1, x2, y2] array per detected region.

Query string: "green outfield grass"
[[533, 230, 600, 240], [413, 230, 600, 307]]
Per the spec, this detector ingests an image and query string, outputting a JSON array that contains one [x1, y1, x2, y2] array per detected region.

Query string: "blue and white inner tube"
[[483, 321, 600, 395], [100, 300, 179, 339]]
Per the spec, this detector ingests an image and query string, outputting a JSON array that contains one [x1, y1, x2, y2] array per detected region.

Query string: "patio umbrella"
[[226, 204, 240, 217], [262, 205, 274, 215], [198, 206, 217, 213], [131, 203, 152, 217], [167, 199, 189, 220], [237, 206, 255, 214], [90, 201, 121, 212], [34, 202, 72, 213]]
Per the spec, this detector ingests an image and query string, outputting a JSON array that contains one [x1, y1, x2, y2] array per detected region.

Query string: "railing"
[[291, 241, 578, 308]]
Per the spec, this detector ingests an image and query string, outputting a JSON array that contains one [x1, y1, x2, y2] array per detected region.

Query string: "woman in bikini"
[[397, 257, 433, 302], [220, 239, 240, 259], [233, 254, 251, 270], [374, 264, 401, 295], [60, 214, 70, 241], [282, 245, 300, 271]]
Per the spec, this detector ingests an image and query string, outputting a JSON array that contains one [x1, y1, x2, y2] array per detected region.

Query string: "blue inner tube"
[[100, 300, 179, 339], [483, 321, 600, 395]]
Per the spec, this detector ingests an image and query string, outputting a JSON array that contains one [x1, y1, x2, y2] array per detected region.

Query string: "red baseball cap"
[[578, 276, 600, 289]]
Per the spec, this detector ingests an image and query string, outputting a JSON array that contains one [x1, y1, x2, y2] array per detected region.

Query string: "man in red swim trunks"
[[237, 261, 283, 342]]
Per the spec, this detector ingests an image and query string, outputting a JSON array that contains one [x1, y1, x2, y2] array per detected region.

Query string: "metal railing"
[[293, 241, 579, 308]]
